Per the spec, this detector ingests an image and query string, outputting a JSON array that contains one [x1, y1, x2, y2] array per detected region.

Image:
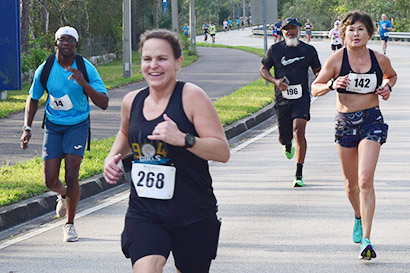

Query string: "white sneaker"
[[56, 194, 66, 217], [63, 223, 79, 242]]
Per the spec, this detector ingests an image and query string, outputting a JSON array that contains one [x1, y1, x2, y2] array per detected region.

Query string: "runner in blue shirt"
[[378, 14, 393, 54], [275, 17, 283, 42], [183, 23, 190, 37], [20, 26, 108, 243]]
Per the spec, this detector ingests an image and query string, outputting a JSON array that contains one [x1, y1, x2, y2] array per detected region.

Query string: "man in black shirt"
[[260, 17, 321, 187]]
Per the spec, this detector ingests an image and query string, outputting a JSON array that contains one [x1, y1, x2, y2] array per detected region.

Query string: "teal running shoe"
[[293, 176, 305, 187], [283, 144, 295, 159], [353, 217, 363, 243], [359, 238, 376, 260]]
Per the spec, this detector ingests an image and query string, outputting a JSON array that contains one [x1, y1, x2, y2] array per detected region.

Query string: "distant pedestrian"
[[312, 11, 397, 260], [236, 18, 240, 30], [335, 15, 342, 26], [304, 18, 314, 44], [223, 19, 228, 32], [260, 17, 321, 187], [274, 17, 283, 42], [329, 21, 342, 53], [378, 13, 393, 54], [210, 22, 216, 44], [20, 26, 109, 242], [103, 29, 230, 273], [247, 16, 252, 28], [202, 22, 209, 42], [228, 18, 233, 30], [270, 23, 277, 44], [241, 18, 245, 30], [183, 23, 190, 37]]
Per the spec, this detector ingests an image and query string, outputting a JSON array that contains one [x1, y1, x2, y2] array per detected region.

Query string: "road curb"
[[0, 102, 274, 231]]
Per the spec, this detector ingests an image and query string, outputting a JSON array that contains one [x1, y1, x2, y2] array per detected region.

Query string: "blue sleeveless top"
[[337, 48, 383, 94], [126, 81, 217, 226]]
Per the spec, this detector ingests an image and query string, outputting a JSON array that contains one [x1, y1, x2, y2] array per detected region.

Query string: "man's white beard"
[[284, 36, 299, 47], [284, 30, 300, 47]]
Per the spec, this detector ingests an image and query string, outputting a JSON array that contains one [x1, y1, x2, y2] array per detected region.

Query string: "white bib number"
[[282, 84, 302, 99], [131, 163, 176, 200], [49, 94, 73, 111], [383, 32, 389, 37], [346, 73, 377, 94]]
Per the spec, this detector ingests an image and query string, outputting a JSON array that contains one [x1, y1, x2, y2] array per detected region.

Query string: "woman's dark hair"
[[140, 29, 182, 59], [340, 11, 375, 40]]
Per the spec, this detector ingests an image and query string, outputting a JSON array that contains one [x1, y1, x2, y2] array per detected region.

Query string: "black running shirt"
[[262, 40, 321, 105], [126, 81, 217, 227]]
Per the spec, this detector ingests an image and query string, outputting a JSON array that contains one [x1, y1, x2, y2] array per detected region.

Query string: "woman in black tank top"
[[312, 11, 397, 260], [103, 29, 230, 272]]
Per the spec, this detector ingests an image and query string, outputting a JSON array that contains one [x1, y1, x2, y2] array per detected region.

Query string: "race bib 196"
[[49, 94, 73, 111], [282, 84, 302, 99], [346, 73, 377, 94], [131, 162, 176, 200]]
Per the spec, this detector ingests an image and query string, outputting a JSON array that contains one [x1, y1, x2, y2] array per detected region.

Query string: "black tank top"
[[126, 81, 217, 226], [337, 48, 383, 94]]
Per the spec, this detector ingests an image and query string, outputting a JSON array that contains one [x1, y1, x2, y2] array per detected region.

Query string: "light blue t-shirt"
[[29, 55, 108, 125], [379, 20, 392, 36]]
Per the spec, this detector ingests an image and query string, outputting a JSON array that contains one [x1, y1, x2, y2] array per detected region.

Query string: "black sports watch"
[[184, 133, 196, 148], [327, 79, 335, 90], [387, 83, 392, 92]]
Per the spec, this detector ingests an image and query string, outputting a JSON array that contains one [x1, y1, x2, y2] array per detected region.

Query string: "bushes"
[[21, 34, 54, 73]]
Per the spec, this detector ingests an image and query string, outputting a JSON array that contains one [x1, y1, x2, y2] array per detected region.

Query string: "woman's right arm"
[[103, 91, 136, 184]]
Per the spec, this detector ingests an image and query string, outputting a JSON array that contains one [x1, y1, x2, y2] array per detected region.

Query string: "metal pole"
[[262, 0, 268, 86], [243, 0, 246, 24], [123, 0, 132, 78], [171, 0, 179, 33], [189, 0, 196, 51], [262, 0, 267, 54]]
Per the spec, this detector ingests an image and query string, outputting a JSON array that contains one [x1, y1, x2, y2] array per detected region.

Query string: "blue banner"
[[0, 0, 22, 90]]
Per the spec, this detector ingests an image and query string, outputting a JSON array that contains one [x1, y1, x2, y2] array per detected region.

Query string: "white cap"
[[55, 26, 79, 42]]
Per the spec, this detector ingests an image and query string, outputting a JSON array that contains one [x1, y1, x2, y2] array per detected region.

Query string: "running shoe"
[[63, 223, 79, 242], [359, 238, 376, 260], [353, 217, 363, 243], [56, 194, 66, 218], [293, 176, 305, 187], [283, 143, 295, 160]]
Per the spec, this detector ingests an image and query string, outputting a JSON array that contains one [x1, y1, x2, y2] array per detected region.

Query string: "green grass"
[[0, 44, 275, 207], [215, 78, 273, 126]]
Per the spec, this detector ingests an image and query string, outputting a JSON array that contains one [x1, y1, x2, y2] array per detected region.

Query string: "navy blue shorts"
[[380, 34, 389, 42], [335, 106, 388, 148], [121, 213, 221, 272], [42, 118, 89, 161]]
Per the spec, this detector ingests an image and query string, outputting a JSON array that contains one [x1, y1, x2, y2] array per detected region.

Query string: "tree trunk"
[[41, 0, 49, 34], [131, 0, 138, 50], [21, 0, 30, 53], [153, 0, 159, 28]]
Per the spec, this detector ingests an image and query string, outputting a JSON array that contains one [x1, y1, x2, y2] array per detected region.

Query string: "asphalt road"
[[1, 28, 410, 272]]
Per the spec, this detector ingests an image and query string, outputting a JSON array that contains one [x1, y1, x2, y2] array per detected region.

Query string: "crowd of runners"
[[19, 9, 398, 273]]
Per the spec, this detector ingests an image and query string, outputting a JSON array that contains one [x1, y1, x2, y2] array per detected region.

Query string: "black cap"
[[282, 17, 302, 29]]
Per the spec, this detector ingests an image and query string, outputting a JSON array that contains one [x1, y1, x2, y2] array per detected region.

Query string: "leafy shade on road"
[[0, 45, 275, 207]]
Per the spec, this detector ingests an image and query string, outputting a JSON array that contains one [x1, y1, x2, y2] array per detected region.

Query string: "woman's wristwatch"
[[327, 79, 335, 90]]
